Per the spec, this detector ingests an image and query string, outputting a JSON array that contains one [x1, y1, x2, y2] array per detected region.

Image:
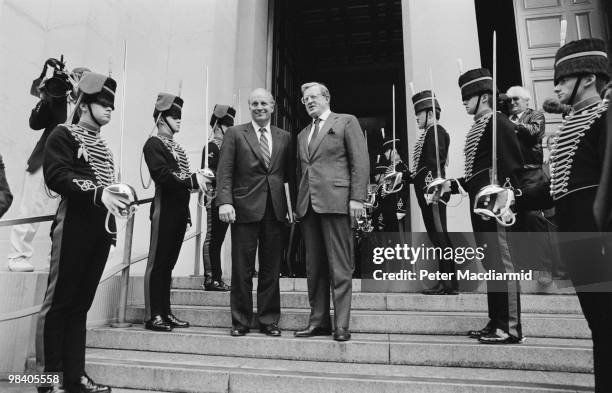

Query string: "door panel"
[[513, 0, 608, 148]]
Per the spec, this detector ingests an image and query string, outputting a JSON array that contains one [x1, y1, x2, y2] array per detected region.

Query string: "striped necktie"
[[308, 117, 322, 155], [259, 128, 270, 168]]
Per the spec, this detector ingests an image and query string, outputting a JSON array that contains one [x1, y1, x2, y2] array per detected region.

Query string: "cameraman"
[[7, 58, 89, 272]]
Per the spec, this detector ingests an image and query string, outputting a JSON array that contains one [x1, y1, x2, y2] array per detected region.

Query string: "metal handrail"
[[0, 215, 55, 227], [0, 196, 205, 325]]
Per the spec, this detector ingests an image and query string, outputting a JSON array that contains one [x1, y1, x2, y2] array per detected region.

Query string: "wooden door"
[[513, 0, 609, 140]]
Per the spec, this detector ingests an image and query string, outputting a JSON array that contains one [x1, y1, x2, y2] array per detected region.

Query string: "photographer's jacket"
[[28, 98, 69, 172]]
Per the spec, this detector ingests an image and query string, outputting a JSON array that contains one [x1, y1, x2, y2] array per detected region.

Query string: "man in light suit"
[[216, 88, 292, 337], [294, 82, 369, 342]]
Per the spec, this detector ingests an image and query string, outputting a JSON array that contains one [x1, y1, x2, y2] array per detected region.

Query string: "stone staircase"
[[84, 277, 594, 392]]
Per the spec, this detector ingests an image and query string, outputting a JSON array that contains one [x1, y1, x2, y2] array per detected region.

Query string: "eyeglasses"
[[301, 94, 324, 104], [509, 97, 523, 101]]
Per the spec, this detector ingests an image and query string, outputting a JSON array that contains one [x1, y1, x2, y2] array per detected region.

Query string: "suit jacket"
[[216, 122, 291, 223], [296, 112, 369, 219], [513, 108, 545, 166]]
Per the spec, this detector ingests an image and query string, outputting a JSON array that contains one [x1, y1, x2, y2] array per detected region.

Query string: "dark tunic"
[[37, 123, 115, 388], [143, 135, 198, 318]]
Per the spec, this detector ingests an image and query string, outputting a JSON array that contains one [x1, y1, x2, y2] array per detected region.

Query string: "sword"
[[473, 31, 516, 227], [118, 40, 128, 182], [427, 69, 446, 233], [284, 183, 295, 277]]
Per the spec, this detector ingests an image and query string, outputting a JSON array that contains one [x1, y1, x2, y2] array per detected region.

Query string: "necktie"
[[511, 114, 519, 123], [308, 117, 322, 155], [259, 128, 270, 168]]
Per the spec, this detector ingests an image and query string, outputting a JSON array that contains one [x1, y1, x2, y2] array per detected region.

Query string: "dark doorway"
[[272, 0, 407, 164], [474, 0, 522, 91], [271, 0, 408, 277]]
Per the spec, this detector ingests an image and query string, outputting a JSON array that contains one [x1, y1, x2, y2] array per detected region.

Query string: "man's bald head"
[[248, 88, 275, 105], [248, 88, 275, 126]]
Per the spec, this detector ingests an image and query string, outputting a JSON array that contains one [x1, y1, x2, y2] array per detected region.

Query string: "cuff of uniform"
[[190, 173, 199, 190], [93, 185, 104, 207]]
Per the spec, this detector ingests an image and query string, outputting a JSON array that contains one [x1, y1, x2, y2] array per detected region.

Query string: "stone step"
[[126, 305, 590, 339], [171, 276, 577, 295], [0, 383, 168, 393], [84, 348, 594, 393], [170, 290, 583, 314], [86, 326, 593, 373]]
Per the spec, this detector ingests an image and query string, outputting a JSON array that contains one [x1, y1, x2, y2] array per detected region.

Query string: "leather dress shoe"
[[478, 328, 523, 345], [38, 384, 65, 393], [468, 324, 494, 339], [260, 323, 281, 336], [333, 328, 351, 342], [209, 280, 231, 291], [294, 325, 332, 337], [231, 326, 250, 336], [145, 315, 173, 332], [67, 375, 111, 393], [165, 313, 190, 328]]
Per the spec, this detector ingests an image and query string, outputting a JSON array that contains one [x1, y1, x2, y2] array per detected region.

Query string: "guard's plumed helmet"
[[458, 68, 493, 101], [554, 38, 609, 85], [210, 104, 236, 127], [412, 90, 441, 115], [78, 72, 117, 109], [154, 93, 183, 120]]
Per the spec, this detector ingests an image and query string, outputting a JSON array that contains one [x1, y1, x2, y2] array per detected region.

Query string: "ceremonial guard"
[[143, 93, 206, 332], [455, 68, 525, 344], [37, 72, 128, 393], [8, 59, 89, 272], [410, 90, 458, 295], [594, 82, 612, 231], [548, 38, 611, 392], [201, 104, 235, 291], [372, 137, 409, 232]]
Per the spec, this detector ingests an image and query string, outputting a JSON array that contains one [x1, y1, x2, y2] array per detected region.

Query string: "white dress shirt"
[[307, 109, 332, 144]]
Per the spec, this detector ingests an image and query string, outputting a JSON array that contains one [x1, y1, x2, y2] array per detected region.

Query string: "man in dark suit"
[[294, 82, 369, 342], [216, 88, 292, 337]]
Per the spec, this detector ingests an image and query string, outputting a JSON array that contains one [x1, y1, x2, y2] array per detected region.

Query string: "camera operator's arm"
[[0, 153, 13, 218], [29, 100, 53, 131], [515, 109, 545, 145]]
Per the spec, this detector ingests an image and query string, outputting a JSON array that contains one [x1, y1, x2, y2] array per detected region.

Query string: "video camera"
[[30, 56, 74, 99], [497, 93, 513, 117]]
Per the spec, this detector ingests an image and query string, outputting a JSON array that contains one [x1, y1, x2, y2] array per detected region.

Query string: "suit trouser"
[[230, 197, 282, 328], [556, 189, 612, 393], [145, 193, 188, 318], [202, 200, 228, 281], [416, 191, 457, 289], [469, 196, 522, 339], [9, 167, 59, 263], [300, 207, 353, 330], [36, 199, 112, 387]]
